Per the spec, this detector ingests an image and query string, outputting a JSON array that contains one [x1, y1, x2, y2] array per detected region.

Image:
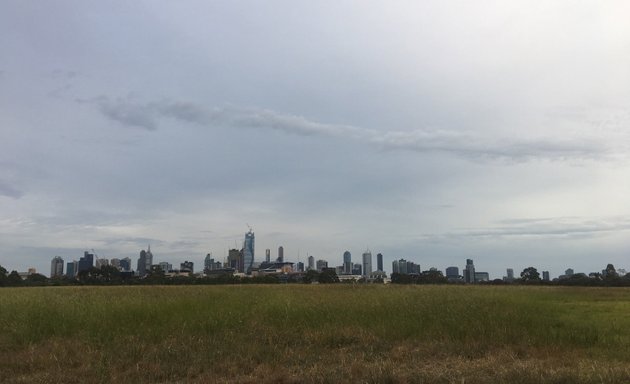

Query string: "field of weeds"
[[1, 285, 630, 383]]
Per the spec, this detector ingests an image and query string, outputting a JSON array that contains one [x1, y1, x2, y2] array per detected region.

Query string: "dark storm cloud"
[[85, 96, 611, 162]]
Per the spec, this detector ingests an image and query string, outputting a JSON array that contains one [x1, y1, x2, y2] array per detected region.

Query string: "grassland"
[[1, 285, 630, 383]]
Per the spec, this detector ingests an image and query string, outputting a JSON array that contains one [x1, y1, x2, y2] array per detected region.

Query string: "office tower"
[[352, 263, 362, 276], [50, 256, 64, 278], [66, 261, 77, 278], [565, 268, 574, 276], [265, 249, 271, 263], [362, 250, 372, 276], [110, 258, 121, 270], [296, 262, 304, 272], [342, 251, 352, 274], [228, 249, 243, 272], [474, 272, 489, 282], [96, 258, 109, 268], [78, 251, 94, 272], [145, 245, 153, 273], [307, 255, 315, 270], [505, 268, 515, 282], [316, 259, 328, 271], [277, 246, 284, 263], [464, 259, 476, 283], [242, 230, 255, 273], [377, 253, 383, 272], [445, 266, 459, 279], [204, 254, 213, 271], [542, 271, 550, 281], [120, 257, 131, 272], [180, 261, 194, 273], [137, 250, 147, 276], [158, 262, 172, 272]]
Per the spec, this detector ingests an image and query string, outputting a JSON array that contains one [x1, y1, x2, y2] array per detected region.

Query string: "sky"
[[1, 1, 630, 279]]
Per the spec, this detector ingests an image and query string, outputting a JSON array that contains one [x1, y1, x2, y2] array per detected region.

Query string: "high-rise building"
[[505, 268, 515, 282], [542, 271, 550, 281], [445, 266, 459, 280], [137, 250, 147, 276], [228, 248, 243, 272], [50, 256, 64, 278], [265, 249, 271, 263], [159, 261, 172, 272], [474, 272, 489, 282], [316, 259, 328, 271], [119, 257, 131, 272], [66, 261, 77, 278], [362, 250, 372, 276], [95, 258, 109, 268], [277, 246, 284, 263], [145, 245, 153, 273], [307, 255, 315, 270], [78, 251, 94, 272], [565, 268, 574, 276], [376, 253, 383, 272], [342, 251, 352, 274], [110, 258, 121, 270], [180, 261, 194, 273], [296, 262, 304, 272], [464, 259, 476, 283], [242, 230, 255, 273], [204, 254, 221, 272], [352, 263, 362, 276]]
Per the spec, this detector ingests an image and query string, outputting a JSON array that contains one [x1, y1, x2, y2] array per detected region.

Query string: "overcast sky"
[[1, 1, 630, 278]]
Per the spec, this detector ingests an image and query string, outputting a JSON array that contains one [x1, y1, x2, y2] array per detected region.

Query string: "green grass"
[[2, 285, 630, 383]]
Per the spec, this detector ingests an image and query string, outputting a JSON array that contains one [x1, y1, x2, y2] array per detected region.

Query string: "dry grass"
[[2, 285, 630, 383]]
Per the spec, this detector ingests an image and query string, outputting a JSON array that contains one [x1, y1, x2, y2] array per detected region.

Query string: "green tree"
[[520, 267, 541, 283], [303, 269, 320, 284], [318, 269, 339, 284], [25, 273, 48, 286], [605, 264, 618, 279], [7, 271, 23, 286], [0, 265, 7, 286]]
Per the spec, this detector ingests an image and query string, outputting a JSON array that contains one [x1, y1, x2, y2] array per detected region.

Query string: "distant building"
[[352, 263, 362, 276], [204, 254, 221, 272], [296, 262, 304, 272], [307, 255, 315, 271], [265, 249, 271, 263], [66, 261, 78, 278], [78, 251, 94, 272], [362, 250, 372, 276], [343, 251, 352, 274], [464, 259, 475, 283], [504, 268, 515, 282], [159, 262, 172, 272], [542, 271, 550, 281], [565, 268, 574, 276], [243, 230, 255, 273], [96, 258, 109, 268], [110, 258, 121, 269], [445, 266, 460, 281], [50, 256, 64, 278], [180, 261, 194, 273], [228, 248, 243, 272], [119, 257, 131, 272], [376, 253, 383, 272], [474, 272, 489, 282], [316, 259, 328, 271], [392, 259, 421, 275], [277, 246, 283, 263]]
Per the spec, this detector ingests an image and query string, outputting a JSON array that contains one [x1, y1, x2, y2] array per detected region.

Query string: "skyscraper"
[[464, 259, 476, 283], [445, 266, 459, 280], [265, 249, 271, 263], [362, 250, 372, 276], [66, 261, 77, 278], [343, 251, 352, 274], [243, 230, 255, 273], [307, 255, 315, 270], [228, 248, 242, 271], [119, 257, 131, 272], [137, 250, 147, 276], [50, 256, 64, 277], [277, 246, 284, 263], [145, 245, 153, 273], [376, 253, 383, 272], [78, 251, 94, 272]]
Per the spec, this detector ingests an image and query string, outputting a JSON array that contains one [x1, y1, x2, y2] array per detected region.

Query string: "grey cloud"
[[424, 216, 630, 240], [85, 96, 611, 162], [0, 180, 24, 199]]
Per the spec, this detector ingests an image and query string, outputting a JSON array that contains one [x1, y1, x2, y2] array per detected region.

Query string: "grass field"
[[2, 285, 630, 383]]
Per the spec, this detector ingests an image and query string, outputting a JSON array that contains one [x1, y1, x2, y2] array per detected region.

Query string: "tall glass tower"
[[243, 229, 255, 273]]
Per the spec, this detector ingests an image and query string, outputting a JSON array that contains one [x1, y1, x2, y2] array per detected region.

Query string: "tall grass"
[[1, 285, 630, 383]]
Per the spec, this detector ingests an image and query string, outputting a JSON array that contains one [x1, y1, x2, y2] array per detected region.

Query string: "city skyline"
[[1, 2, 630, 281]]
